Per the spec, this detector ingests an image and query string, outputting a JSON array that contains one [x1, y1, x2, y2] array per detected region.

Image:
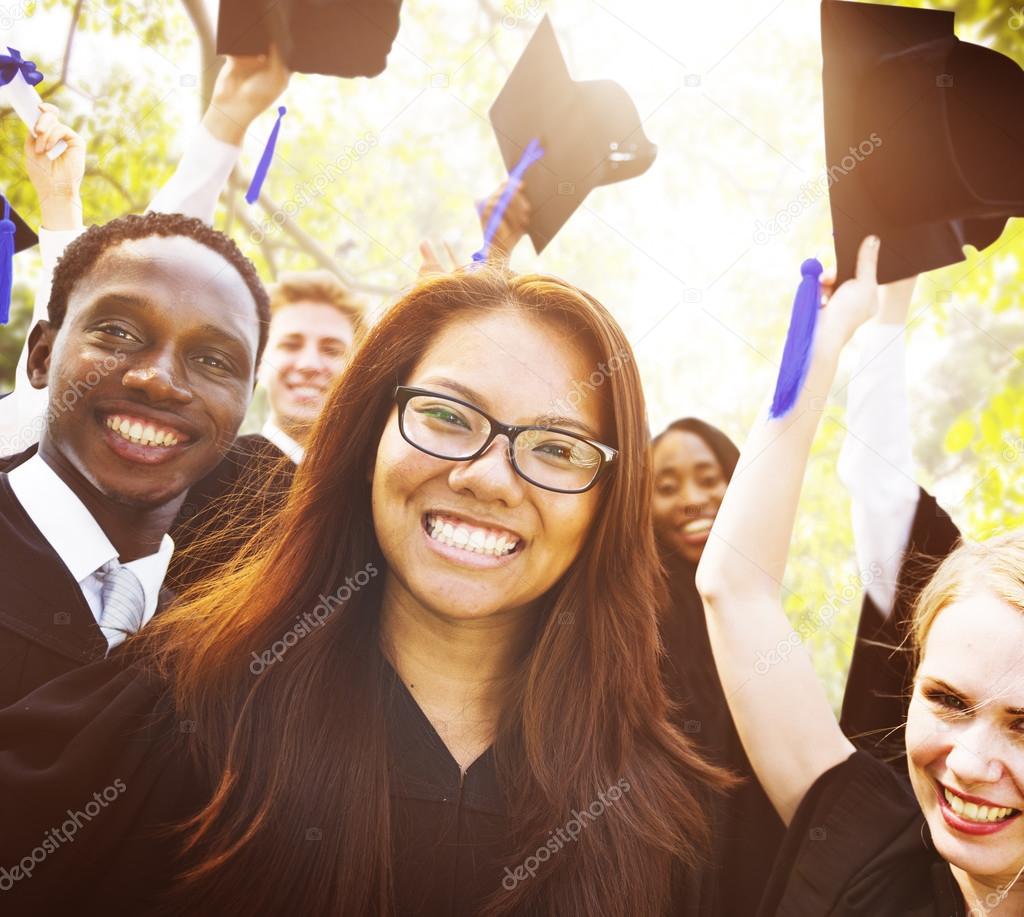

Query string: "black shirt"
[[659, 551, 786, 917], [164, 432, 295, 593], [757, 751, 965, 916], [0, 649, 717, 916]]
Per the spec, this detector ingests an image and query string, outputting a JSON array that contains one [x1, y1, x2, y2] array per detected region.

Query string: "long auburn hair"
[[139, 268, 731, 916]]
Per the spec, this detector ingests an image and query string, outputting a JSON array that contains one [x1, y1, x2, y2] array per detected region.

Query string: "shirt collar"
[[261, 418, 304, 464], [8, 453, 174, 616]]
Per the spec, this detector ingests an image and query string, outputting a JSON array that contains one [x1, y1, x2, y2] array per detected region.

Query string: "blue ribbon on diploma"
[[0, 48, 43, 87], [472, 138, 545, 264]]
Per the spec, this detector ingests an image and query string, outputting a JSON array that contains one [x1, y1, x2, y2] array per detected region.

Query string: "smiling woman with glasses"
[[0, 268, 733, 917]]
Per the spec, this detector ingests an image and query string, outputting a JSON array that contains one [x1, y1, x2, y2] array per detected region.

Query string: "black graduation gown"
[[0, 472, 112, 708], [659, 551, 786, 917], [839, 488, 961, 766], [756, 751, 965, 916], [0, 436, 294, 707], [0, 649, 716, 916], [164, 432, 295, 593]]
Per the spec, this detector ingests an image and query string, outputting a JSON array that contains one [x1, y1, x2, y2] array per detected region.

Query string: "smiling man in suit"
[[0, 210, 269, 707]]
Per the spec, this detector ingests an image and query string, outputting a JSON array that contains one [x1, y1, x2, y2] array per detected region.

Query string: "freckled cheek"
[[905, 708, 949, 771], [373, 430, 439, 506], [540, 497, 598, 568]]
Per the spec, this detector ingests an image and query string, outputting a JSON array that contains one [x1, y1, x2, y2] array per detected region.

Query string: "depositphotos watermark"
[[754, 562, 883, 675], [249, 133, 378, 244], [754, 132, 882, 244], [548, 346, 632, 418], [0, 778, 126, 892], [501, 778, 631, 890], [249, 562, 379, 674], [0, 349, 127, 456]]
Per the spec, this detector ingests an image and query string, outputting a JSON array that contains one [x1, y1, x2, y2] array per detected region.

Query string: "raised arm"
[[0, 104, 84, 454], [695, 237, 881, 825], [417, 178, 531, 276], [837, 276, 920, 615], [148, 47, 290, 223]]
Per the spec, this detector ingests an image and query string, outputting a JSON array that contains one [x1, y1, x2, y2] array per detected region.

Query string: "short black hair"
[[47, 211, 271, 365]]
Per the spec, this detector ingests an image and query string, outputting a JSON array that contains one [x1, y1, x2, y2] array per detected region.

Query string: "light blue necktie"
[[96, 559, 146, 648]]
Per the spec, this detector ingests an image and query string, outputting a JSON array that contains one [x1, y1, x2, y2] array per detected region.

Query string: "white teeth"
[[683, 518, 713, 534], [105, 415, 182, 449], [944, 787, 1018, 823], [425, 515, 519, 557]]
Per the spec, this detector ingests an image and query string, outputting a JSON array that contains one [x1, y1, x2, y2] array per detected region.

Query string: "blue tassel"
[[472, 137, 544, 263], [769, 258, 823, 418], [0, 196, 15, 325], [246, 106, 287, 205]]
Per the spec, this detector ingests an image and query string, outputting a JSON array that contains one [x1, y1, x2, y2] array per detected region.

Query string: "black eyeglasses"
[[394, 386, 617, 494]]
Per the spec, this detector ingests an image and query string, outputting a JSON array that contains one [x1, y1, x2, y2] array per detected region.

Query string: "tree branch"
[[85, 166, 140, 211], [225, 170, 397, 295], [60, 0, 84, 86], [229, 200, 279, 278], [179, 0, 222, 114]]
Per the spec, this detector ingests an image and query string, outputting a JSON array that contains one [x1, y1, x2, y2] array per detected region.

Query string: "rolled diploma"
[[0, 67, 66, 160]]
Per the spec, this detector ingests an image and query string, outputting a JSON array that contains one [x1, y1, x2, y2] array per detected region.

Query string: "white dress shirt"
[[261, 418, 304, 465], [837, 322, 921, 617], [7, 454, 174, 650], [0, 123, 241, 451]]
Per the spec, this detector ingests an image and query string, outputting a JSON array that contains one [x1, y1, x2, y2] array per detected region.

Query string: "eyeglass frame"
[[393, 385, 618, 494]]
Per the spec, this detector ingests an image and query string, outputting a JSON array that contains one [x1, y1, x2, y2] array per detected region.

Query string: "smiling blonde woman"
[[697, 236, 1024, 916]]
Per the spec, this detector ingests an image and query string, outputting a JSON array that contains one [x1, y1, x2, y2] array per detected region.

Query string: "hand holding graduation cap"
[[476, 179, 531, 262], [816, 236, 882, 348], [204, 44, 291, 146], [24, 102, 84, 231]]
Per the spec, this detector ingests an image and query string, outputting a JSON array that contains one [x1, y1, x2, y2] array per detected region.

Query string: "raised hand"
[[418, 239, 460, 277], [24, 102, 85, 230], [475, 179, 530, 261], [203, 44, 292, 146], [816, 235, 881, 347]]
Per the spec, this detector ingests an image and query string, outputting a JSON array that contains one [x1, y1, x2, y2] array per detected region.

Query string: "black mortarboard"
[[216, 0, 402, 79], [823, 0, 1024, 283], [488, 16, 657, 253]]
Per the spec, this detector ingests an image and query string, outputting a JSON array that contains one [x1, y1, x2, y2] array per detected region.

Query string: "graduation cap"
[[488, 15, 657, 254], [823, 0, 1024, 284], [216, 0, 402, 79], [0, 195, 37, 324]]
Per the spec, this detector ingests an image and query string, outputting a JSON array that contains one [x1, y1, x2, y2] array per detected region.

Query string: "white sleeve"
[[147, 123, 241, 225], [837, 321, 920, 617], [0, 226, 84, 456]]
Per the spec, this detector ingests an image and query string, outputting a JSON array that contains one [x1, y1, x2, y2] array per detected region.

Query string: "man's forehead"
[[89, 235, 230, 278]]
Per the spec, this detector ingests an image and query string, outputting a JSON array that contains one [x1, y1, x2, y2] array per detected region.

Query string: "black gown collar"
[[380, 652, 505, 817]]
